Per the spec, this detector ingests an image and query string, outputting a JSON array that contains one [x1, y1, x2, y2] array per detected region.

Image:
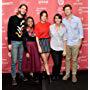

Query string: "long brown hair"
[[16, 4, 28, 18]]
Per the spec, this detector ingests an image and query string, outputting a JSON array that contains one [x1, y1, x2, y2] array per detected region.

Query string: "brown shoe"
[[62, 74, 70, 80], [72, 75, 77, 83]]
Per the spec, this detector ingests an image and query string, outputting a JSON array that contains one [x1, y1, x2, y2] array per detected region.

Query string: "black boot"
[[56, 75, 59, 80], [47, 75, 52, 84], [52, 75, 57, 81], [33, 72, 41, 84], [42, 71, 46, 79]]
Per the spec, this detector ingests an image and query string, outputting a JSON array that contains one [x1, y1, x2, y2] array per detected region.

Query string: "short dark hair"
[[54, 13, 62, 23], [25, 16, 35, 29], [63, 4, 72, 11], [40, 10, 48, 19]]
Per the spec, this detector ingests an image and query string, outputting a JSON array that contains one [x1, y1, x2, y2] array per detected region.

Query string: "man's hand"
[[62, 50, 66, 56], [8, 44, 12, 50]]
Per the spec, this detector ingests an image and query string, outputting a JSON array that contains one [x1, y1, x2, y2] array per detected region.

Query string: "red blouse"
[[34, 22, 50, 39]]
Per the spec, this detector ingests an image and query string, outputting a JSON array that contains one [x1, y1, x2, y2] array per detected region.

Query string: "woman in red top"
[[35, 10, 51, 83]]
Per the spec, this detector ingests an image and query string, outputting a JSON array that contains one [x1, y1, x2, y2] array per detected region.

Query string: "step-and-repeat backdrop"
[[2, 0, 88, 73]]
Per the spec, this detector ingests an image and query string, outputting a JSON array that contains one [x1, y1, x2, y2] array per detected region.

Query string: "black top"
[[23, 29, 36, 52], [7, 15, 25, 44]]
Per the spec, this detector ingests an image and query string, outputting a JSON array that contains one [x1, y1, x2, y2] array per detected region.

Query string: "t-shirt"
[[34, 22, 50, 39]]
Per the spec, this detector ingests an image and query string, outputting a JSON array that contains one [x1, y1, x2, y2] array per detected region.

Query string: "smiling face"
[[27, 18, 34, 28], [54, 16, 62, 24], [18, 5, 27, 16], [40, 13, 48, 23], [64, 7, 72, 16]]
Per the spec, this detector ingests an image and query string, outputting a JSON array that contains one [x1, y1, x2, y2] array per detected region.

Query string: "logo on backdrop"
[[58, 0, 64, 6], [38, 0, 48, 4]]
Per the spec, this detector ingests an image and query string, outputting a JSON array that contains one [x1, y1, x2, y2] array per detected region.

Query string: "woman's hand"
[[38, 47, 42, 53], [26, 53, 30, 58]]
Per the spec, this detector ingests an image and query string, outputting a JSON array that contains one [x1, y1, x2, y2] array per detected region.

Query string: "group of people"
[[7, 3, 84, 86]]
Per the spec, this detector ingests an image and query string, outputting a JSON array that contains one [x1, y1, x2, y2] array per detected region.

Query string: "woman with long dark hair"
[[22, 16, 41, 82], [34, 10, 51, 83]]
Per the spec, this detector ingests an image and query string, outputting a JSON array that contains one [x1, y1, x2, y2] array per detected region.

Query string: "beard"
[[18, 11, 26, 17]]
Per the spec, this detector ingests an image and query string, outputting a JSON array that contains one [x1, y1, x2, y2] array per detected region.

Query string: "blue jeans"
[[11, 41, 24, 78]]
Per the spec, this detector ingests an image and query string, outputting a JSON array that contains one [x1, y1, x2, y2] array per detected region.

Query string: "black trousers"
[[51, 48, 63, 76]]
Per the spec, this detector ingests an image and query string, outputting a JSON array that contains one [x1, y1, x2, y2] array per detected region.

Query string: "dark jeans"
[[51, 48, 63, 76]]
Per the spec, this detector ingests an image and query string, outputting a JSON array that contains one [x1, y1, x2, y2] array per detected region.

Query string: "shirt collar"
[[66, 14, 74, 20]]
